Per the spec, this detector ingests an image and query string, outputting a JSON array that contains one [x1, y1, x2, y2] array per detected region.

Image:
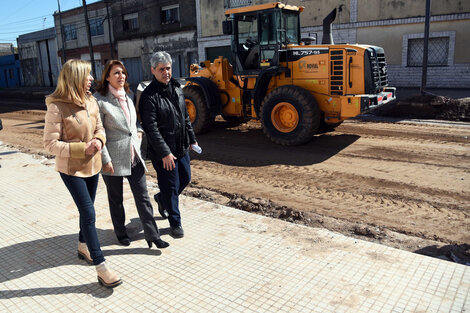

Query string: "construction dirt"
[[0, 95, 469, 265]]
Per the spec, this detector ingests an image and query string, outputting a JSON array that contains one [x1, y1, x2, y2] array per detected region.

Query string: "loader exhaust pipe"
[[322, 8, 337, 44]]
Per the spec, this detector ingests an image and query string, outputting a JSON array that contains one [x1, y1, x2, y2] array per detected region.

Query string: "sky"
[[0, 0, 101, 47]]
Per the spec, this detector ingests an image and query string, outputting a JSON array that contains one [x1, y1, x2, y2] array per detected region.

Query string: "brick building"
[[109, 0, 198, 86], [53, 1, 115, 80]]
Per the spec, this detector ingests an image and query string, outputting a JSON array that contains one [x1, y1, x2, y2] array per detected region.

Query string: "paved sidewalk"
[[0, 143, 469, 313]]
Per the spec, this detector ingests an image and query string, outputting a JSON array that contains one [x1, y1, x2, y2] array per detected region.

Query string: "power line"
[[0, 0, 104, 44], [0, 14, 52, 27], [8, 1, 180, 45], [0, 28, 54, 35], [2, 0, 36, 23]]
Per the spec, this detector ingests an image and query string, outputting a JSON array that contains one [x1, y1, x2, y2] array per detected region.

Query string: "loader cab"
[[224, 4, 302, 74]]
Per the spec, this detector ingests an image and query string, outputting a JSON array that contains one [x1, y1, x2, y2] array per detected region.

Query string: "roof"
[[17, 28, 56, 45], [0, 43, 14, 56], [225, 2, 304, 16]]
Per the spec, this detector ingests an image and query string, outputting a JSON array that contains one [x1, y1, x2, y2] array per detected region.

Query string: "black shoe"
[[154, 193, 169, 219], [147, 239, 170, 249], [118, 236, 131, 246], [170, 226, 184, 238]]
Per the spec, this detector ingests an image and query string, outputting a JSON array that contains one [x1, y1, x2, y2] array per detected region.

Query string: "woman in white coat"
[[94, 60, 169, 249]]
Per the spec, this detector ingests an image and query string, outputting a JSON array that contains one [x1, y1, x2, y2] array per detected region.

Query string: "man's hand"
[[162, 153, 177, 171], [137, 132, 143, 139], [85, 138, 102, 155], [102, 161, 114, 174]]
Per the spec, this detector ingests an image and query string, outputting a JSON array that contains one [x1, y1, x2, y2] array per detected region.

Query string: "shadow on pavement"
[[0, 226, 163, 288], [125, 217, 171, 239], [0, 283, 114, 299]]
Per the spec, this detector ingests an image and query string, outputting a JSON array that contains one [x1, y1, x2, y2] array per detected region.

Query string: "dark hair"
[[95, 60, 130, 96]]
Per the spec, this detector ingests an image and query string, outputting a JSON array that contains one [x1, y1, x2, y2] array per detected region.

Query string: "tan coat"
[[43, 95, 106, 177]]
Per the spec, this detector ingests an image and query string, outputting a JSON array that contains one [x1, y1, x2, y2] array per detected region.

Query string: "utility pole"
[[57, 0, 66, 63], [421, 0, 431, 94], [105, 0, 114, 59], [45, 40, 54, 86], [82, 0, 97, 79]]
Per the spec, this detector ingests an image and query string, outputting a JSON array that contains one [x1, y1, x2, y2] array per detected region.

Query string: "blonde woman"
[[43, 59, 122, 288]]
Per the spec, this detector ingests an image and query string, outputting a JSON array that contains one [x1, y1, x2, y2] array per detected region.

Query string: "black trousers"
[[102, 161, 161, 242]]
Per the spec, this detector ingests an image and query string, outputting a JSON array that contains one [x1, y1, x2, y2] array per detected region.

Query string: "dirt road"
[[1, 100, 469, 263]]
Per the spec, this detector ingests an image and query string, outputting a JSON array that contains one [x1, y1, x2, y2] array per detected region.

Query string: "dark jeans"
[[152, 152, 191, 228], [60, 173, 105, 265], [102, 161, 161, 242]]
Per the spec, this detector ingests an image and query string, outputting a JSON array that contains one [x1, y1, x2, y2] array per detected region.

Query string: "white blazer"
[[94, 91, 147, 176]]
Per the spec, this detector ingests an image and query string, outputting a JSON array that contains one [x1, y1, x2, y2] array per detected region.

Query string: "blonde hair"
[[48, 59, 92, 104]]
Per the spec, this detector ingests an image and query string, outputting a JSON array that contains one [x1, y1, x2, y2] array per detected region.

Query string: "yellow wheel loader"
[[185, 2, 396, 145]]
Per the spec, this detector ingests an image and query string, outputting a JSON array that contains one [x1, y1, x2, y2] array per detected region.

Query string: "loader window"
[[260, 13, 276, 45], [259, 12, 279, 67], [236, 14, 260, 69], [280, 12, 299, 45], [238, 14, 258, 49]]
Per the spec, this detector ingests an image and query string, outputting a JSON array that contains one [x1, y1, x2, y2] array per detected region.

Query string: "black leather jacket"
[[139, 77, 196, 160]]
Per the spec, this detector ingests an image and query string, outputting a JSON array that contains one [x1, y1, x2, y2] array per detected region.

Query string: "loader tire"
[[184, 86, 212, 134], [260, 85, 320, 146]]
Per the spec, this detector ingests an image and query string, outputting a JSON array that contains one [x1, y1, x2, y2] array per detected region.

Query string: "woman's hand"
[[137, 132, 143, 139], [102, 161, 115, 174], [85, 138, 102, 155]]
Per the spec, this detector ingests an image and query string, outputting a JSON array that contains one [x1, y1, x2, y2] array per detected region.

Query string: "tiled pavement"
[[0, 143, 469, 313]]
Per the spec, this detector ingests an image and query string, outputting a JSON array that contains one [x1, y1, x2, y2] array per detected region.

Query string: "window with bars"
[[64, 24, 77, 41], [407, 37, 449, 67], [161, 5, 179, 24], [123, 13, 139, 31], [89, 17, 104, 36], [225, 0, 252, 8]]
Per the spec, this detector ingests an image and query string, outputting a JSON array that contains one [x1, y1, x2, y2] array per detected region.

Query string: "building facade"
[[0, 44, 21, 88], [17, 28, 60, 87], [53, 1, 115, 80], [0, 52, 21, 88], [196, 0, 470, 89], [110, 0, 198, 86]]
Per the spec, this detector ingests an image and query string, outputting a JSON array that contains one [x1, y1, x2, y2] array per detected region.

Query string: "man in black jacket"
[[139, 51, 198, 238]]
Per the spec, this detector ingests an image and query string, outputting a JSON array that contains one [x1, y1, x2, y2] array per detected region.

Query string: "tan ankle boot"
[[96, 262, 122, 288], [77, 242, 93, 265]]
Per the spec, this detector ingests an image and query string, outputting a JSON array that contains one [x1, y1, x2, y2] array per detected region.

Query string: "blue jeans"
[[152, 152, 191, 228], [60, 173, 105, 265]]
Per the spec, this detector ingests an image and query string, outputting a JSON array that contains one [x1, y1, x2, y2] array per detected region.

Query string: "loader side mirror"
[[222, 20, 232, 35]]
